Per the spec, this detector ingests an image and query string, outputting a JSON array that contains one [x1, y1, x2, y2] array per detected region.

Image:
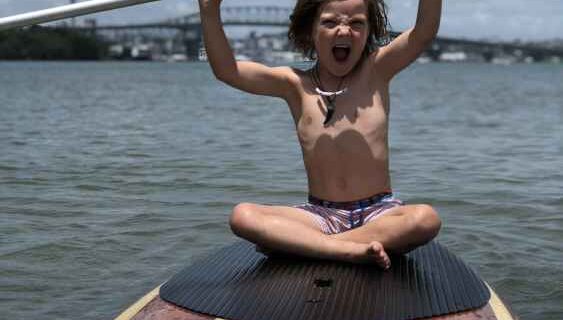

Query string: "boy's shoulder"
[[273, 65, 311, 90], [276, 65, 309, 79]]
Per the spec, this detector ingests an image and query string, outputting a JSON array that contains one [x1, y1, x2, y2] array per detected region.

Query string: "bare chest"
[[295, 88, 390, 153]]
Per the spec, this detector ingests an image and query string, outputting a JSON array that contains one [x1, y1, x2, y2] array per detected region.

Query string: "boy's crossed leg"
[[331, 204, 442, 254], [229, 203, 390, 268], [229, 203, 440, 268]]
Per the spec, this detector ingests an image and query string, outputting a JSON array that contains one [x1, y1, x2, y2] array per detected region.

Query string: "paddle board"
[[116, 282, 515, 320]]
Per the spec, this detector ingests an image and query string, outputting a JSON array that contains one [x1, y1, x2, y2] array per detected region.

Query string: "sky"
[[1, 0, 562, 41]]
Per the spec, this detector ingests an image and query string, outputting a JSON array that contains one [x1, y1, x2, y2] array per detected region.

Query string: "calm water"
[[0, 62, 561, 319]]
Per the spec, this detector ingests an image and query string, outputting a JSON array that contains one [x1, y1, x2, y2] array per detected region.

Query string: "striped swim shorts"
[[295, 192, 403, 234]]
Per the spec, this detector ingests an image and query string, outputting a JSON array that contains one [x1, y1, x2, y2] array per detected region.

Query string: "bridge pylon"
[[180, 25, 202, 61]]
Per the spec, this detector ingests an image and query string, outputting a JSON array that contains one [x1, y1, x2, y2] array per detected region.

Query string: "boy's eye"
[[321, 20, 337, 28], [351, 20, 366, 30]]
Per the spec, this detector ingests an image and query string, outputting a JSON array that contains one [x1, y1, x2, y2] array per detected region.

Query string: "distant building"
[[439, 52, 467, 62], [198, 47, 207, 62]]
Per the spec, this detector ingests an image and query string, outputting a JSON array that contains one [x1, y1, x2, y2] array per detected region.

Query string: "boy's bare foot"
[[352, 241, 391, 270], [257, 242, 390, 270]]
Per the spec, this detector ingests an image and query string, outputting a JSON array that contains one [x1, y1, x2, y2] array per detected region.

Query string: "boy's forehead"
[[319, 0, 368, 16]]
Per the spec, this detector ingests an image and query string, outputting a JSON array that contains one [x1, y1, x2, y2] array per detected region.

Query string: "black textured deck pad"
[[161, 241, 490, 320]]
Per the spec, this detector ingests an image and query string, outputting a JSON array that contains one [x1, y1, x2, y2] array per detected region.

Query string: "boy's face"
[[313, 0, 370, 77]]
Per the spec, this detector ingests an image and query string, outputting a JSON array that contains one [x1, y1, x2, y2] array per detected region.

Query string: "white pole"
[[0, 0, 161, 31]]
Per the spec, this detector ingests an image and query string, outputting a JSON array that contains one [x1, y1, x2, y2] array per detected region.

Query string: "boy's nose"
[[336, 24, 352, 36]]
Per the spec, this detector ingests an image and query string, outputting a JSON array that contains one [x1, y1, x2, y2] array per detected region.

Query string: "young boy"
[[198, 0, 442, 269]]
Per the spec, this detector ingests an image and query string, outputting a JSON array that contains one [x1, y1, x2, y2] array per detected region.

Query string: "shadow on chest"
[[297, 96, 389, 150]]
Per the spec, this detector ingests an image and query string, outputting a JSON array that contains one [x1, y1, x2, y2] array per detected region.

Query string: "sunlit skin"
[[298, 0, 391, 204], [199, 0, 442, 269]]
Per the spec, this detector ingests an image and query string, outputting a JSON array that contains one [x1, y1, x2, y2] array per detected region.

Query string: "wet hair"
[[288, 0, 390, 59]]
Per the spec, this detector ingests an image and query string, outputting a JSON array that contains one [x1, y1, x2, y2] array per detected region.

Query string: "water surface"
[[0, 62, 561, 319]]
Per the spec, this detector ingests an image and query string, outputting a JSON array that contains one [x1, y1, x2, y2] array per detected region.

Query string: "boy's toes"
[[369, 242, 391, 270]]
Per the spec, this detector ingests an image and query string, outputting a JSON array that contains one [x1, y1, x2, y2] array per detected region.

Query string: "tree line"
[[0, 26, 108, 60]]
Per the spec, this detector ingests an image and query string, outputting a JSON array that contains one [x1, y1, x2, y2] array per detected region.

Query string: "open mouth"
[[332, 44, 351, 62]]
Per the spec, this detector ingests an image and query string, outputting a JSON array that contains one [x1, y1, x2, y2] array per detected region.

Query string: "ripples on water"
[[0, 62, 561, 319]]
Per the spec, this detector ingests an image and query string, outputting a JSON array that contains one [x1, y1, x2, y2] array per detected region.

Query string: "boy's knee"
[[230, 203, 258, 236], [413, 204, 441, 238]]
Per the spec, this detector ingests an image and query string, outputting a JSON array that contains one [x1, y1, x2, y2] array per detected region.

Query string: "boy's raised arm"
[[199, 0, 294, 98], [374, 0, 442, 80]]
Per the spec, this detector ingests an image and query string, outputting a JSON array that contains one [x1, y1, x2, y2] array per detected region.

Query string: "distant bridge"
[[94, 6, 293, 29], [79, 6, 292, 58], [77, 6, 563, 62]]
